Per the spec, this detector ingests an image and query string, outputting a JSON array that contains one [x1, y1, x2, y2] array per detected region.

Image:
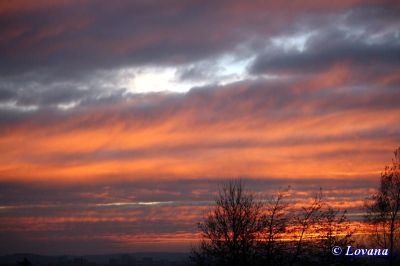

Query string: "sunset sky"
[[0, 0, 399, 255]]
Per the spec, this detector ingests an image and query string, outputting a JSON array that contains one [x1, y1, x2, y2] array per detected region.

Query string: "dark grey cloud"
[[250, 5, 400, 75], [250, 33, 400, 75], [0, 1, 398, 117], [0, 0, 235, 77], [1, 75, 399, 133], [0, 1, 394, 78], [0, 70, 132, 122], [0, 177, 377, 210], [343, 5, 400, 30]]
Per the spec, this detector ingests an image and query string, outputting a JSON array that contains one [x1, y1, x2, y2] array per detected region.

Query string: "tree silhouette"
[[288, 190, 354, 266], [258, 188, 290, 266], [365, 147, 400, 266], [192, 181, 355, 266], [315, 207, 353, 266], [190, 180, 264, 266], [290, 189, 323, 266], [18, 258, 32, 266]]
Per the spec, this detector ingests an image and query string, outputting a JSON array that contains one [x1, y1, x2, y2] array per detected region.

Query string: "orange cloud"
[[0, 79, 398, 183]]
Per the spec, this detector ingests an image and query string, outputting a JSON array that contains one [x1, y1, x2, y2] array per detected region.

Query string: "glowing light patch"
[[119, 54, 253, 94], [95, 201, 175, 207], [128, 67, 192, 93], [271, 31, 315, 52], [216, 55, 254, 85]]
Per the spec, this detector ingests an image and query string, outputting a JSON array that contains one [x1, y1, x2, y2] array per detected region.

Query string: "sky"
[[0, 0, 400, 255]]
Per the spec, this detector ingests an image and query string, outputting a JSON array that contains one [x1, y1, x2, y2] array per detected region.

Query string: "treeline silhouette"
[[190, 147, 400, 266]]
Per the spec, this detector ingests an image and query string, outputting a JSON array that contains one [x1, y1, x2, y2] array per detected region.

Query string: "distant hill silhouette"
[[0, 253, 188, 266]]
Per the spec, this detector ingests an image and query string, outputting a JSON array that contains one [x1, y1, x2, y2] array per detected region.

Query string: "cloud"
[[0, 0, 390, 77], [0, 177, 377, 254], [250, 39, 400, 75], [0, 0, 397, 113], [0, 0, 399, 255], [250, 10, 400, 76], [0, 78, 398, 184]]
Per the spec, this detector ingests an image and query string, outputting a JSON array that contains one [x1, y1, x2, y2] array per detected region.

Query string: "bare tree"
[[258, 188, 290, 266], [365, 147, 400, 266], [190, 180, 264, 266], [290, 189, 323, 266], [318, 207, 353, 249], [315, 206, 354, 265], [192, 182, 361, 266]]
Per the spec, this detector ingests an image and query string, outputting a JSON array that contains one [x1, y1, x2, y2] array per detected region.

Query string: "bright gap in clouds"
[[124, 55, 252, 94], [123, 32, 316, 94], [128, 67, 193, 93], [271, 31, 315, 52]]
